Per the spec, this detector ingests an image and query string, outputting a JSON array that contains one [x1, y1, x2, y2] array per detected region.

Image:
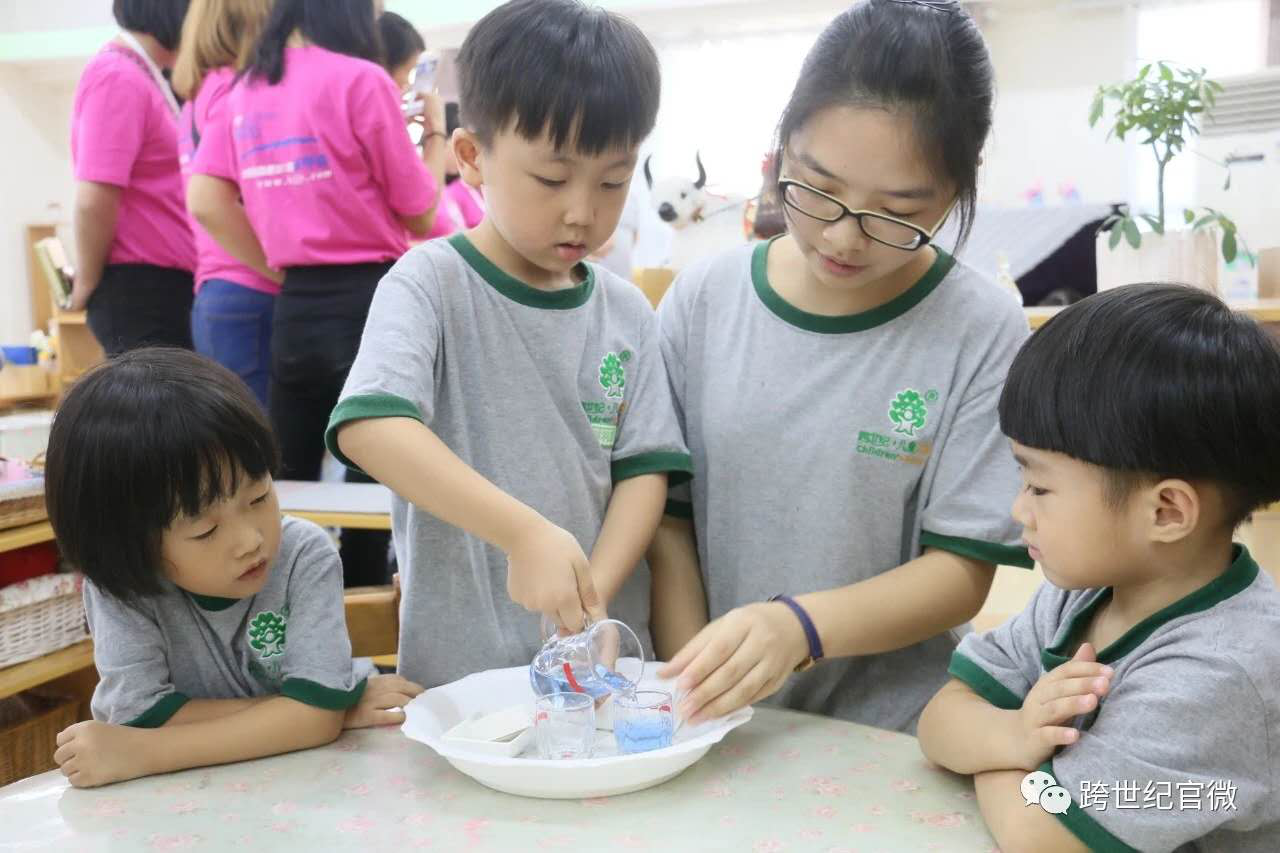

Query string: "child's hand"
[[53, 720, 148, 788], [505, 519, 604, 633], [1012, 643, 1113, 769], [344, 674, 424, 729]]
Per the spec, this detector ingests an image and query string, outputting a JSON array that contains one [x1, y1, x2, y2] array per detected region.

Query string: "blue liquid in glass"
[[596, 666, 635, 692], [614, 716, 674, 754], [529, 661, 636, 699]]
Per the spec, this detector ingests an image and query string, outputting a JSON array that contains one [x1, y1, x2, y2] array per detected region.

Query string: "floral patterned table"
[[0, 707, 995, 852]]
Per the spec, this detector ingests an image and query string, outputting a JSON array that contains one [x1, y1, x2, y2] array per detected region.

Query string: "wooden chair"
[[632, 267, 675, 308], [343, 584, 399, 668]]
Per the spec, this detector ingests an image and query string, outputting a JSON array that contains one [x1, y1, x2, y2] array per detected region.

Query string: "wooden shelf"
[[50, 311, 103, 386], [0, 392, 58, 409], [0, 639, 95, 701], [1028, 298, 1280, 329], [287, 510, 392, 530], [0, 521, 54, 554]]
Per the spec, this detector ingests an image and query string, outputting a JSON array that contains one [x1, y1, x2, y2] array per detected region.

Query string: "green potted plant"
[[1089, 61, 1249, 293]]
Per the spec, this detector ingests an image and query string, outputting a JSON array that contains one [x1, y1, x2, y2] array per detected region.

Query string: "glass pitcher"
[[529, 617, 645, 702]]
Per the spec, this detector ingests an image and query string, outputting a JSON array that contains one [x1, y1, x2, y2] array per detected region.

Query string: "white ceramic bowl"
[[401, 664, 753, 799]]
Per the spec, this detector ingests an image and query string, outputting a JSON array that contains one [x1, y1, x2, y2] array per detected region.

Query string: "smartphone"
[[411, 55, 438, 95]]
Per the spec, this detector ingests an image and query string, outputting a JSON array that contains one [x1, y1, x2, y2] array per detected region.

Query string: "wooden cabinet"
[[50, 311, 101, 386], [1, 224, 104, 412], [25, 225, 58, 337]]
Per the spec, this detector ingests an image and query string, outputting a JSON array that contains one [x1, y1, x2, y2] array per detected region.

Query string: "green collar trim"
[[448, 233, 594, 310], [124, 691, 190, 728], [189, 592, 242, 611], [281, 677, 369, 711], [948, 652, 1023, 710], [1042, 544, 1259, 668], [750, 236, 954, 333], [664, 499, 694, 521], [325, 392, 424, 473], [920, 531, 1035, 570], [611, 451, 694, 486]]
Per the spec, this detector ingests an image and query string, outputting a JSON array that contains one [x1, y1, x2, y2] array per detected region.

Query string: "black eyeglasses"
[[777, 178, 956, 251], [885, 0, 959, 13]]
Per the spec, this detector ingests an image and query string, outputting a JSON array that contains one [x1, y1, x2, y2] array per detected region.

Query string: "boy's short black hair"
[[378, 11, 425, 73], [44, 348, 280, 602], [455, 0, 660, 155], [1000, 283, 1280, 527], [113, 0, 191, 52]]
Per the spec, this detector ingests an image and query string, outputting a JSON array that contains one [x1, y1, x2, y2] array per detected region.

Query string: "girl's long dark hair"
[[245, 0, 382, 85]]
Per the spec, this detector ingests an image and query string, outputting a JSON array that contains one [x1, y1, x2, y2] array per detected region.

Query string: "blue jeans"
[[191, 279, 275, 409]]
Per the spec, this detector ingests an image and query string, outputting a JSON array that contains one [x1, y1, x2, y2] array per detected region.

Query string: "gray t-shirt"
[[658, 239, 1031, 732], [85, 516, 370, 726], [952, 546, 1280, 853], [326, 234, 692, 688]]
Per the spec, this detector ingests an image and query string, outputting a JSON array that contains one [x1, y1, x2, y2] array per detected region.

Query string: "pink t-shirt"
[[424, 186, 461, 240], [179, 68, 280, 295], [193, 45, 436, 269], [71, 44, 195, 273], [446, 179, 486, 229]]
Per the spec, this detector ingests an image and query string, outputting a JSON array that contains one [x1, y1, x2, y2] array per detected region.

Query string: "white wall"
[[426, 0, 841, 200], [978, 3, 1138, 207], [1136, 0, 1273, 254], [0, 0, 1266, 343], [2, 0, 113, 32], [0, 63, 80, 344], [624, 2, 1143, 208]]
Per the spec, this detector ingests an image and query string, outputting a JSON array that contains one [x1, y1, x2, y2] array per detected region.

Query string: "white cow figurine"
[[644, 153, 749, 270]]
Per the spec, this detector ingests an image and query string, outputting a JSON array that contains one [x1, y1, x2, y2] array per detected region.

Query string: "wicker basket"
[[0, 573, 87, 670], [0, 475, 46, 532], [0, 691, 79, 786]]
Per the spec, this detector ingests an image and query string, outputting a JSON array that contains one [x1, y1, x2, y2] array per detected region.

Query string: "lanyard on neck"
[[117, 31, 180, 118]]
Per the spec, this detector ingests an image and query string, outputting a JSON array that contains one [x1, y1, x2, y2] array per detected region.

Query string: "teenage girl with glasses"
[[650, 0, 1034, 734]]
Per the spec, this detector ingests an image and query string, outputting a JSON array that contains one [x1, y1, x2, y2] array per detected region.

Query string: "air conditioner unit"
[[1203, 67, 1280, 137], [1195, 69, 1280, 266]]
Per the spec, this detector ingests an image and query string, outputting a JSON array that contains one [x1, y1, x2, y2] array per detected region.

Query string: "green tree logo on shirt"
[[599, 352, 626, 399], [889, 389, 928, 436], [248, 609, 287, 659]]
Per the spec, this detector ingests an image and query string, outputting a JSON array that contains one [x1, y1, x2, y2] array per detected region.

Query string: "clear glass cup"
[[533, 691, 596, 760], [529, 617, 645, 703], [612, 689, 675, 755]]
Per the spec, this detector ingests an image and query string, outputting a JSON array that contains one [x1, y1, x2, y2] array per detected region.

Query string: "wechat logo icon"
[[1021, 770, 1071, 815]]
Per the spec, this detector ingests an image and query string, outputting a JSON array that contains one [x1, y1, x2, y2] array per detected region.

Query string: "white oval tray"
[[401, 664, 753, 799]]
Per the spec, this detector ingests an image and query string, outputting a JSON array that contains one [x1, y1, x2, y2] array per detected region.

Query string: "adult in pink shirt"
[[173, 0, 278, 409], [377, 11, 463, 243], [188, 0, 445, 587], [442, 102, 487, 230], [70, 0, 196, 356], [446, 176, 486, 230]]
